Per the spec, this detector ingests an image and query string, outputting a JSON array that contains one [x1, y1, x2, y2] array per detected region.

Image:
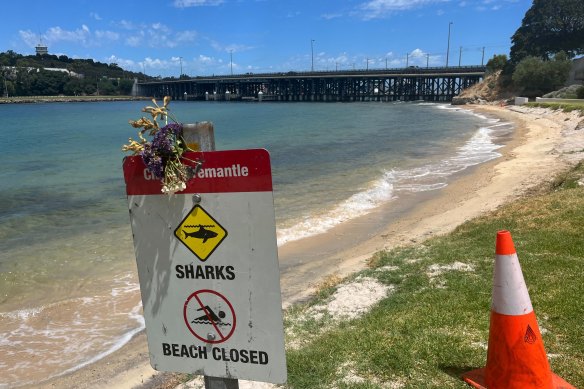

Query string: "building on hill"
[[35, 44, 48, 56], [44, 68, 83, 78]]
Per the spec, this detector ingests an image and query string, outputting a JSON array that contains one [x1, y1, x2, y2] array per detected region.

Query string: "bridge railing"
[[140, 66, 486, 85]]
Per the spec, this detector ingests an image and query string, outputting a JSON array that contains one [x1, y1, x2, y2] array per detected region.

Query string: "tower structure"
[[35, 35, 48, 55]]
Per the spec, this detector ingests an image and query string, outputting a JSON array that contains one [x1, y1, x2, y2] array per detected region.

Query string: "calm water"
[[0, 101, 512, 387]]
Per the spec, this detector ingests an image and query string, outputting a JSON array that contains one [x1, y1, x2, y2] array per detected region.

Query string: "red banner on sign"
[[123, 149, 273, 195]]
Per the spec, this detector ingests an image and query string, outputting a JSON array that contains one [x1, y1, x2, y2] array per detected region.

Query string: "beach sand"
[[34, 104, 584, 389]]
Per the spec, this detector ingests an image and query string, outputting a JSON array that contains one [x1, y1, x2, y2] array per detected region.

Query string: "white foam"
[[58, 302, 145, 377], [277, 175, 396, 245], [277, 109, 510, 246], [0, 273, 144, 388]]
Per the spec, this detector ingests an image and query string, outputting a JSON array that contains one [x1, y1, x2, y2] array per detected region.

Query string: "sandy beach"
[[34, 104, 584, 389]]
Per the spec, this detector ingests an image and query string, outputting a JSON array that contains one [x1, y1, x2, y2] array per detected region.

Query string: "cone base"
[[462, 368, 576, 389]]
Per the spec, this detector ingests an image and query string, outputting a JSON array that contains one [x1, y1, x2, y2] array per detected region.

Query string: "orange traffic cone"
[[462, 230, 575, 389]]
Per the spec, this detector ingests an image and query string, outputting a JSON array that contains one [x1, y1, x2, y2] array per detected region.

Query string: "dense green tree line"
[[510, 0, 584, 65], [1, 50, 145, 97], [484, 0, 584, 98]]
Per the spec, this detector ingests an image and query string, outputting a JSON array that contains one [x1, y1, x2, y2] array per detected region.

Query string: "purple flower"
[[140, 144, 165, 179], [164, 122, 183, 136], [139, 123, 184, 181]]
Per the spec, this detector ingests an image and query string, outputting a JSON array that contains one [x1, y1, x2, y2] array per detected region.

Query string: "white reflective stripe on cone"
[[491, 253, 534, 315]]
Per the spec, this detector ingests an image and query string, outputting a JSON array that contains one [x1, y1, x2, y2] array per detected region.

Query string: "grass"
[[283, 162, 584, 389], [526, 100, 584, 115]]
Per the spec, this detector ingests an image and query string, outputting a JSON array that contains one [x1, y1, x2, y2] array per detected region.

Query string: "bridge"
[[135, 66, 486, 102]]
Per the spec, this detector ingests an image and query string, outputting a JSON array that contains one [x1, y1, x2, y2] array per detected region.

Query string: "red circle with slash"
[[183, 289, 236, 344]]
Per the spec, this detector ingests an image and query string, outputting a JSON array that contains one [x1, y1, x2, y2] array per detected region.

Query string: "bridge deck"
[[136, 66, 486, 102]]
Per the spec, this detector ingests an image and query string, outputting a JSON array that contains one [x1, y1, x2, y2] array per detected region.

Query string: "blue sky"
[[2, 0, 531, 77]]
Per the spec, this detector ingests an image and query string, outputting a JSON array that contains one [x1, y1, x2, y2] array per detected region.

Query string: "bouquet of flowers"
[[123, 96, 198, 194]]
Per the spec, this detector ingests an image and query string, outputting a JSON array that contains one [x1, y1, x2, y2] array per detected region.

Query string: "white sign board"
[[123, 149, 286, 384]]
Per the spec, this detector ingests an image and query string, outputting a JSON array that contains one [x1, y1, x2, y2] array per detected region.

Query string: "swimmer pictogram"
[[183, 289, 236, 344], [191, 305, 231, 327]]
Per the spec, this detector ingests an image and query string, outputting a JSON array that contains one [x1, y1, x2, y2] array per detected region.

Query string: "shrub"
[[512, 53, 572, 98], [486, 54, 508, 74]]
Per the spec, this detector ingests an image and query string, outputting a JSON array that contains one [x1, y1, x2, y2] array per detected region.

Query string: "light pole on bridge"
[[446, 21, 453, 67], [230, 50, 233, 75], [459, 46, 462, 66], [311, 39, 315, 71]]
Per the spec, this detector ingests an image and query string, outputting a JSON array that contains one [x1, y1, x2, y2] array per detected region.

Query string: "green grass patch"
[[526, 100, 584, 115], [283, 164, 584, 388]]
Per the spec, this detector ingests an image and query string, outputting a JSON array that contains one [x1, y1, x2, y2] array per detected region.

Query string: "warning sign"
[[184, 289, 236, 344], [124, 149, 286, 384], [174, 205, 227, 261]]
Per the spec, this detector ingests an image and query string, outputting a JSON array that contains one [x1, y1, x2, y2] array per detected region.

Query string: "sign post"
[[123, 124, 287, 387]]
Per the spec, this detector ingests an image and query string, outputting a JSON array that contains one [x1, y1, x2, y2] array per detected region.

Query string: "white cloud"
[[151, 23, 171, 34], [358, 0, 449, 20], [35, 25, 91, 45], [173, 0, 223, 7], [210, 40, 255, 53], [409, 48, 426, 58], [321, 13, 343, 20], [125, 34, 143, 47], [198, 54, 213, 63], [18, 30, 39, 47], [175, 30, 198, 43], [117, 22, 198, 48], [105, 54, 136, 69], [143, 57, 172, 69], [90, 12, 102, 21], [117, 20, 137, 30], [95, 30, 120, 41], [20, 24, 119, 48]]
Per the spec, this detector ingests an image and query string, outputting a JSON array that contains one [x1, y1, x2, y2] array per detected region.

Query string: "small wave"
[[277, 114, 509, 246], [0, 273, 144, 388], [58, 302, 145, 378], [277, 175, 396, 245]]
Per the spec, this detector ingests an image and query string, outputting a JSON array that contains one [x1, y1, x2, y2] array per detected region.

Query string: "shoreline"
[[0, 95, 149, 104], [33, 104, 584, 389]]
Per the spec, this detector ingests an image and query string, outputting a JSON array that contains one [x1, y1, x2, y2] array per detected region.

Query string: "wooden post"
[[183, 121, 240, 389], [182, 122, 215, 151], [204, 376, 239, 389]]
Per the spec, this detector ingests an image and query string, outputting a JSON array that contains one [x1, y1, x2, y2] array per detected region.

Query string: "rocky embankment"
[[0, 96, 148, 104], [452, 71, 515, 105]]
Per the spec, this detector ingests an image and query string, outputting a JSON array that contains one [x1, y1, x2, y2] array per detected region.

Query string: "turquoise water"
[[0, 101, 512, 387]]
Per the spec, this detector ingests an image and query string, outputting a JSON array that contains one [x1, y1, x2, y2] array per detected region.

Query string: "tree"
[[510, 0, 584, 64], [28, 70, 69, 95], [118, 79, 134, 95], [486, 54, 508, 74], [97, 78, 116, 95], [0, 50, 145, 96], [512, 52, 572, 97]]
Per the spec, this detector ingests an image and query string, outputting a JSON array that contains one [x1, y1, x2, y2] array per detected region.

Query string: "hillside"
[[452, 71, 517, 105], [0, 50, 144, 80], [0, 50, 151, 97]]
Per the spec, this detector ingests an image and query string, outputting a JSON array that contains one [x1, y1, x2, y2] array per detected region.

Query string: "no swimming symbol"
[[183, 289, 236, 344]]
